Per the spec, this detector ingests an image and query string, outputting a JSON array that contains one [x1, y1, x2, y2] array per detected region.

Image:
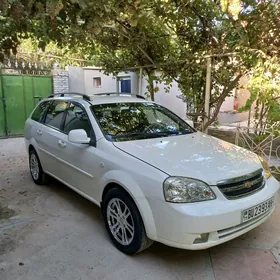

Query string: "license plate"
[[242, 197, 274, 223]]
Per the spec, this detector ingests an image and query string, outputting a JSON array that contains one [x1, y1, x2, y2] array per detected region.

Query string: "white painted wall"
[[67, 66, 187, 120], [67, 66, 85, 93], [83, 68, 117, 94], [141, 78, 187, 120], [118, 72, 139, 93], [82, 68, 139, 95], [67, 67, 249, 124], [220, 96, 234, 112]]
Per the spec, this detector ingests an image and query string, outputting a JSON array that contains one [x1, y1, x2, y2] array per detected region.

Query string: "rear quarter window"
[[31, 101, 50, 122]]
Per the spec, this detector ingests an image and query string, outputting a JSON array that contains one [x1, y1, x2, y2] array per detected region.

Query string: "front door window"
[[62, 102, 92, 136], [44, 101, 68, 130]]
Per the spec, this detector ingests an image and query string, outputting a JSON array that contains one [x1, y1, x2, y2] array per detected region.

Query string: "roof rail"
[[94, 92, 146, 100], [48, 92, 91, 101]]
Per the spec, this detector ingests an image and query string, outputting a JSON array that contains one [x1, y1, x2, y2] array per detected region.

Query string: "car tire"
[[103, 187, 153, 254], [29, 149, 49, 185]]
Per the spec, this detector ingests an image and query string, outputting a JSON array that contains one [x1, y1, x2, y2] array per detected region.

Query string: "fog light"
[[193, 233, 209, 244]]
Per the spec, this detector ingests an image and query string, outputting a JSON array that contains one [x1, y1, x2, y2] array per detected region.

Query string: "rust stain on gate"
[[0, 67, 53, 137]]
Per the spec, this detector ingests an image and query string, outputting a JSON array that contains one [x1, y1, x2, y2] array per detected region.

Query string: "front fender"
[[99, 170, 157, 239]]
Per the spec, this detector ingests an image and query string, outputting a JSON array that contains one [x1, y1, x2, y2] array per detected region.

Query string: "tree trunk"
[[149, 80, 155, 101], [146, 70, 155, 101], [258, 104, 269, 135], [203, 74, 243, 129]]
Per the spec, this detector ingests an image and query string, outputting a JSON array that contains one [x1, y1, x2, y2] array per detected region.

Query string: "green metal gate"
[[0, 67, 52, 137]]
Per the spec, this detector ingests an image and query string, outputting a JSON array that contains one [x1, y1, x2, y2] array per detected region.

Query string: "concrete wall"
[[236, 76, 251, 109], [219, 76, 258, 124], [217, 77, 253, 124], [217, 111, 249, 125], [219, 77, 251, 113], [220, 96, 234, 112], [67, 66, 85, 93]]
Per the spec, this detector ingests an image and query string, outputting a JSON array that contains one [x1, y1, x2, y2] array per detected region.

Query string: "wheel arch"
[[99, 172, 157, 240], [28, 144, 36, 154], [27, 139, 46, 171], [27, 136, 40, 155]]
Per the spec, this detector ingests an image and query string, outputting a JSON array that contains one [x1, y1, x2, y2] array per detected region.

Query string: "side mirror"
[[68, 129, 90, 144]]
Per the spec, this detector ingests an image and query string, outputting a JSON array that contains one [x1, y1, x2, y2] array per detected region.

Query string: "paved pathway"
[[1, 138, 280, 280]]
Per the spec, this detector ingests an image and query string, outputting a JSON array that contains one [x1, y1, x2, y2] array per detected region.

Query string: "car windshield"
[[91, 102, 195, 142]]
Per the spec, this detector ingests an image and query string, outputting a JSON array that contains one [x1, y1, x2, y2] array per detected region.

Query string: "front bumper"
[[147, 176, 279, 250]]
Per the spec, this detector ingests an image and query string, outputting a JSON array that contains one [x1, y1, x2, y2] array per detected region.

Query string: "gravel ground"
[[1, 138, 280, 280]]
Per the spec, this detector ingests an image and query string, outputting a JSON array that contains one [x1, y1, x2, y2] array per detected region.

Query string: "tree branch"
[[114, 19, 155, 65], [204, 73, 243, 128]]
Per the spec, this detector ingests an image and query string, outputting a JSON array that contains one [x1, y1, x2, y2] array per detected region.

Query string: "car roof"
[[44, 93, 151, 106], [89, 95, 150, 105]]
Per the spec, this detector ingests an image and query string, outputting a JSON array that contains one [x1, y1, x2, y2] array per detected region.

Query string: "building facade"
[[66, 66, 188, 121], [62, 66, 251, 125]]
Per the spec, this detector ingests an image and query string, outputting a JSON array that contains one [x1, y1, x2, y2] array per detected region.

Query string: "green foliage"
[[1, 0, 280, 128], [221, 0, 241, 20], [240, 56, 280, 132], [16, 38, 97, 68]]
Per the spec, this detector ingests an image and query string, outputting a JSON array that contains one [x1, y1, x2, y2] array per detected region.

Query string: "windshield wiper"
[[159, 130, 192, 135], [110, 130, 192, 140], [112, 132, 170, 139]]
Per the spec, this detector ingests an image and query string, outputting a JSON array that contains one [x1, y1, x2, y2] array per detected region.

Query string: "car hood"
[[113, 132, 262, 185]]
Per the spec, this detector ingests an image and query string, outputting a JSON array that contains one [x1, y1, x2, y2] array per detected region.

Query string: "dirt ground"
[[1, 138, 280, 280]]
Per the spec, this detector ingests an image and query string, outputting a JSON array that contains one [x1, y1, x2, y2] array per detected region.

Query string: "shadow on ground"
[[1, 138, 280, 280]]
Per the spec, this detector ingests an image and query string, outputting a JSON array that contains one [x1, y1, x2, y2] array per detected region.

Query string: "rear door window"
[[31, 101, 51, 122], [43, 101, 68, 130]]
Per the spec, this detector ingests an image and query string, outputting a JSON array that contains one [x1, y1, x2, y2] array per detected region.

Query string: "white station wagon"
[[24, 92, 279, 254]]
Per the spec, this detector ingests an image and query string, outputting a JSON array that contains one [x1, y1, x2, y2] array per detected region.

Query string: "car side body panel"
[[95, 139, 168, 238], [24, 95, 280, 251]]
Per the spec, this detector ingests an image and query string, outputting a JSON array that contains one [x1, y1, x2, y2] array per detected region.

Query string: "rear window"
[[31, 101, 50, 122]]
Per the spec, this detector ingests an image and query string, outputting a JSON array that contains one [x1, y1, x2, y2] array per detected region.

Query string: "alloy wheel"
[[30, 153, 40, 180], [106, 198, 135, 246]]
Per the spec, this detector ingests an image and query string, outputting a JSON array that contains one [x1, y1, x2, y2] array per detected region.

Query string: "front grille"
[[217, 169, 265, 199]]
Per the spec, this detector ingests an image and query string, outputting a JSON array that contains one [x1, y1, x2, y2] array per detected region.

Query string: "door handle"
[[36, 129, 43, 136], [58, 140, 66, 148]]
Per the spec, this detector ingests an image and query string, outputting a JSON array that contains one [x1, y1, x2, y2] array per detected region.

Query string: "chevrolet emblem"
[[244, 181, 253, 188]]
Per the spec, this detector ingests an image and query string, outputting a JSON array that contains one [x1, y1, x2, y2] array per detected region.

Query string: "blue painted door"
[[120, 79, 131, 93]]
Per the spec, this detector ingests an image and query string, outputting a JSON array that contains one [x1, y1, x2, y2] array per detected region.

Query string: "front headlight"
[[258, 155, 271, 179], [163, 177, 216, 203]]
